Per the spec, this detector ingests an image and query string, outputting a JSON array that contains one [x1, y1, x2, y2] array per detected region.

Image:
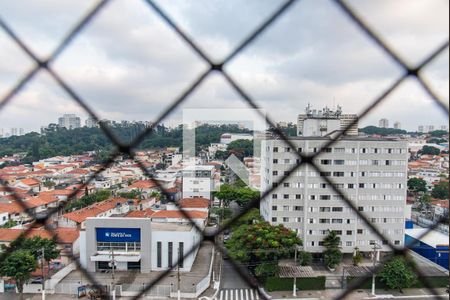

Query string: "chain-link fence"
[[0, 0, 448, 299]]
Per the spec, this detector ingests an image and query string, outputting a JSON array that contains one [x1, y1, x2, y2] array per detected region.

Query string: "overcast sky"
[[0, 0, 448, 135]]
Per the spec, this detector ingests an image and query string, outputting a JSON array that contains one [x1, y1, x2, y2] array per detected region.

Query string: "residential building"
[[85, 116, 97, 128], [297, 104, 358, 136], [261, 108, 408, 255], [182, 165, 215, 200], [58, 114, 81, 129], [394, 121, 401, 129], [379, 118, 389, 128]]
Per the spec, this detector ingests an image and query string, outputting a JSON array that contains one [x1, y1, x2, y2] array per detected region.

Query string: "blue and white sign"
[[96, 228, 141, 242]]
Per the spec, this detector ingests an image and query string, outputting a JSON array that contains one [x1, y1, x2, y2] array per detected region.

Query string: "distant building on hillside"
[[58, 114, 81, 129], [379, 118, 389, 128], [394, 121, 401, 129], [85, 116, 97, 128], [220, 133, 253, 145]]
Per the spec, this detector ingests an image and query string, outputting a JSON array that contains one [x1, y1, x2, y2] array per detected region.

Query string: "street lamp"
[[371, 242, 382, 296], [39, 248, 45, 300], [109, 248, 117, 300], [293, 244, 303, 297]]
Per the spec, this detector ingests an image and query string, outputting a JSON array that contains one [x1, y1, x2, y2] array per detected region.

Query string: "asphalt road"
[[220, 259, 252, 289]]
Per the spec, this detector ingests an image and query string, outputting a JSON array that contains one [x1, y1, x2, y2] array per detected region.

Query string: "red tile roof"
[[128, 180, 157, 189], [151, 210, 207, 219], [179, 198, 210, 208], [126, 208, 155, 218], [62, 197, 128, 224], [20, 178, 41, 186], [0, 228, 79, 244]]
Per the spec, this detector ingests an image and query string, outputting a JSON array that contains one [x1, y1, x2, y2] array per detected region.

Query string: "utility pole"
[[293, 246, 297, 297], [371, 242, 380, 296], [109, 248, 116, 300], [40, 247, 45, 300], [177, 247, 181, 300]]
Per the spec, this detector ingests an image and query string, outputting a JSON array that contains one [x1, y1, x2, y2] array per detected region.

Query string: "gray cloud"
[[0, 0, 448, 134]]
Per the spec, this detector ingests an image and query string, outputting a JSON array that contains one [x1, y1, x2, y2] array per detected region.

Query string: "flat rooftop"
[[152, 222, 194, 232], [405, 228, 449, 248]]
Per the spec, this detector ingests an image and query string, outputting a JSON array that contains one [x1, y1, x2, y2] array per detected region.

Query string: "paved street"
[[220, 259, 252, 289]]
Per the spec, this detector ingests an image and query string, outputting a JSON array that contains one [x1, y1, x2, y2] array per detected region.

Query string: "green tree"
[[323, 231, 342, 269], [227, 139, 254, 160], [43, 180, 55, 188], [231, 208, 263, 228], [0, 250, 37, 299], [7, 236, 60, 271], [214, 184, 237, 207], [352, 247, 363, 266], [379, 256, 417, 292], [407, 178, 427, 194], [418, 194, 432, 211], [1, 219, 17, 228], [226, 222, 301, 264], [431, 181, 449, 199], [419, 145, 441, 155], [254, 263, 279, 280], [428, 130, 448, 137], [298, 251, 312, 266]]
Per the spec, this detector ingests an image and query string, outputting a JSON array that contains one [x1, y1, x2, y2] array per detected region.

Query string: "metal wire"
[[0, 0, 448, 299]]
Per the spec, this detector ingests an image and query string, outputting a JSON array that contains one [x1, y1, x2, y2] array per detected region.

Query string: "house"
[[58, 197, 130, 229], [0, 227, 80, 265], [14, 178, 42, 193], [177, 197, 210, 212]]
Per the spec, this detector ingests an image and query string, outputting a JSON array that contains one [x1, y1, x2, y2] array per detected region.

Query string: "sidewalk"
[[269, 288, 449, 299]]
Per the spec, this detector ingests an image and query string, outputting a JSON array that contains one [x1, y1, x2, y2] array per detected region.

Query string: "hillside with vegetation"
[[0, 123, 252, 163]]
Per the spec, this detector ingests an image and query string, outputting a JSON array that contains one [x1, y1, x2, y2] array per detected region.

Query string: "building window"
[[272, 194, 278, 199], [346, 241, 353, 247], [283, 182, 290, 187], [272, 217, 277, 222], [321, 159, 332, 165], [283, 194, 289, 199], [273, 147, 278, 152], [295, 194, 302, 199], [272, 205, 277, 211], [157, 242, 162, 268], [179, 242, 184, 268], [273, 159, 278, 164], [394, 240, 400, 245], [285, 147, 291, 152], [168, 242, 173, 268], [273, 171, 278, 176], [283, 217, 289, 222], [357, 229, 363, 234], [320, 195, 331, 200], [310, 195, 316, 200], [334, 160, 345, 165], [332, 207, 343, 212], [294, 206, 303, 211], [297, 147, 303, 152], [346, 230, 352, 235], [283, 205, 290, 211]]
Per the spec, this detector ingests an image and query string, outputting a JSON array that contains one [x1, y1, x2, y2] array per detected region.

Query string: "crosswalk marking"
[[217, 289, 261, 300]]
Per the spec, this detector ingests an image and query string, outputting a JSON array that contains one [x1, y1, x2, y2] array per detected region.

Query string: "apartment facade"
[[260, 137, 408, 254]]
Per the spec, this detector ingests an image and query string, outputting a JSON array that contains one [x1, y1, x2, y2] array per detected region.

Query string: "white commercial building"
[[261, 108, 407, 255], [379, 118, 389, 128]]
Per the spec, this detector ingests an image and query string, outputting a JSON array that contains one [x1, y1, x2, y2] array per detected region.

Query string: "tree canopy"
[[407, 178, 428, 194], [64, 189, 112, 212], [226, 221, 301, 264], [431, 180, 449, 200], [429, 130, 448, 137], [0, 250, 37, 298], [214, 184, 260, 207], [379, 256, 417, 292], [419, 145, 441, 156], [359, 126, 407, 136], [323, 230, 342, 269], [226, 139, 254, 160], [0, 123, 252, 162]]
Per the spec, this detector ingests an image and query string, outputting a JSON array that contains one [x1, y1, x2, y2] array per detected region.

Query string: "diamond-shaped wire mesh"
[[0, 0, 448, 299]]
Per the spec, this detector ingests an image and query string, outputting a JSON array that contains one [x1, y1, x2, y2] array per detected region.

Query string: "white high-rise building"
[[297, 104, 358, 136], [58, 114, 81, 129], [261, 108, 407, 255], [379, 118, 389, 128], [393, 122, 401, 130]]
